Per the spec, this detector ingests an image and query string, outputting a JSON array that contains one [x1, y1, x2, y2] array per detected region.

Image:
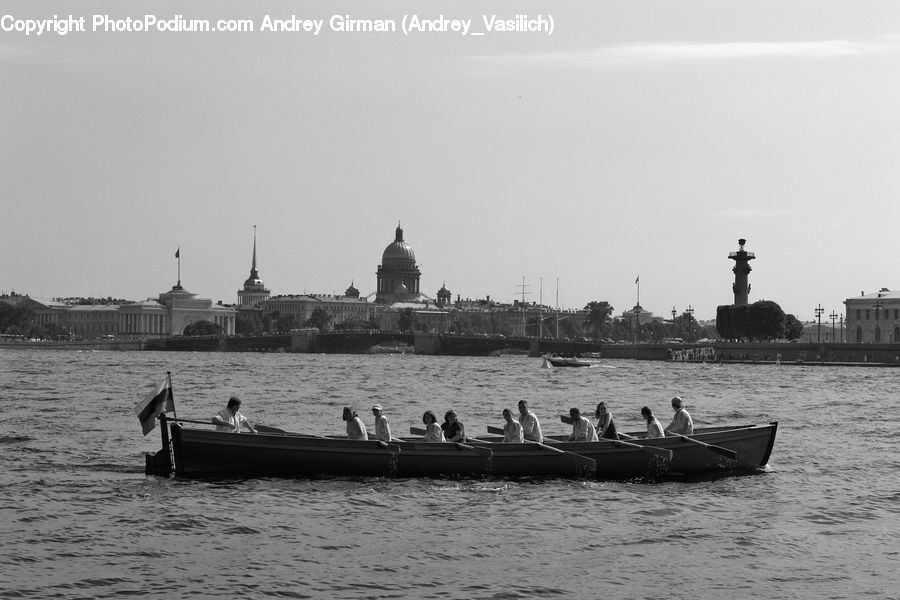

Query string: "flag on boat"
[[175, 247, 180, 259], [134, 374, 175, 435], [635, 276, 639, 284]]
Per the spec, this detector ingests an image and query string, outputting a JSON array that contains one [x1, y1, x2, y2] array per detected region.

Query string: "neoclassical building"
[[844, 289, 900, 343], [3, 283, 236, 339], [260, 289, 375, 329], [375, 224, 422, 303], [119, 283, 236, 337]]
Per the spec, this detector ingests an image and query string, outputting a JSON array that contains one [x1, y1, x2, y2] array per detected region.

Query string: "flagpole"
[[167, 371, 177, 421]]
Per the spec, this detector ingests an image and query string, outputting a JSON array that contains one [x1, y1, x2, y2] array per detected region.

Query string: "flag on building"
[[134, 374, 175, 435], [635, 276, 639, 284], [175, 247, 180, 259]]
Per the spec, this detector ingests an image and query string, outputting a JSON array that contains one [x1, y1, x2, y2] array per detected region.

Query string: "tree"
[[717, 301, 787, 340], [784, 314, 804, 341], [303, 308, 331, 331], [0, 303, 34, 335], [397, 308, 416, 332], [183, 320, 222, 336], [748, 300, 786, 340], [236, 310, 264, 335], [583, 301, 614, 340]]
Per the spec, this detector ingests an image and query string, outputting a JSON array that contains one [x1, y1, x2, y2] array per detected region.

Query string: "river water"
[[1, 349, 898, 599]]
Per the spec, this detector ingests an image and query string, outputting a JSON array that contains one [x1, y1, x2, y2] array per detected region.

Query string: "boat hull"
[[149, 421, 777, 480]]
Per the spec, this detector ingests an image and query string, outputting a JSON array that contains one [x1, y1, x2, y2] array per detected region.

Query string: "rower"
[[342, 407, 368, 440], [567, 408, 598, 442], [664, 396, 694, 436], [502, 408, 524, 443]]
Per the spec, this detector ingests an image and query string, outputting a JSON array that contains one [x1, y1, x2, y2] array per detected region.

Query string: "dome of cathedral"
[[382, 225, 416, 263]]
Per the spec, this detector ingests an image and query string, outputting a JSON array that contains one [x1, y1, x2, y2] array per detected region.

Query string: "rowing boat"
[[542, 355, 594, 368], [144, 415, 777, 479]]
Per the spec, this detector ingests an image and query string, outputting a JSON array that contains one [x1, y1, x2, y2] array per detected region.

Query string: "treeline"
[[0, 303, 67, 339], [716, 300, 803, 341]]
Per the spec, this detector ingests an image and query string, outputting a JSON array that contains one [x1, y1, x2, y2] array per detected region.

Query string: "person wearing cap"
[[567, 407, 599, 442], [342, 407, 368, 441], [664, 396, 694, 436], [501, 408, 524, 443], [517, 399, 543, 443], [371, 404, 393, 442], [211, 396, 257, 434], [441, 410, 466, 443], [641, 406, 665, 438]]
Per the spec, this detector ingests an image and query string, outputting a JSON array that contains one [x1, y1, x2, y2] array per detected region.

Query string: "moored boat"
[[144, 415, 777, 480]]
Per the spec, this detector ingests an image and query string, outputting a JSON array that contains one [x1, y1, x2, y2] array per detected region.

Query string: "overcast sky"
[[2, 0, 899, 321]]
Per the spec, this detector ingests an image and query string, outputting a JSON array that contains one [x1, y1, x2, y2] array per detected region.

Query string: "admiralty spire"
[[237, 225, 270, 307]]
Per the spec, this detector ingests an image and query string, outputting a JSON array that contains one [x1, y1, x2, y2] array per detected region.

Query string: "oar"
[[601, 437, 673, 460], [254, 424, 286, 434], [454, 442, 493, 456], [529, 441, 596, 472], [486, 425, 504, 435], [410, 426, 427, 436], [674, 434, 737, 460], [377, 440, 401, 453]]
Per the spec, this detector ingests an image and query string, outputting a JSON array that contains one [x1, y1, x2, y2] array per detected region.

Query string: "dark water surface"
[[1, 349, 898, 599]]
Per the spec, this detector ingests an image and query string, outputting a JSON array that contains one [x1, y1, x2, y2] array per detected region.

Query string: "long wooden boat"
[[145, 415, 777, 480]]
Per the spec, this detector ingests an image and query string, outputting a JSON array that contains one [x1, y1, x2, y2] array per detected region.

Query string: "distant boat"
[[543, 355, 594, 368]]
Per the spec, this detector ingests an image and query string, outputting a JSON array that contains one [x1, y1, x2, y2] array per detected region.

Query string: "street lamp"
[[815, 304, 824, 343], [685, 305, 694, 342], [671, 306, 677, 340], [829, 311, 838, 343]]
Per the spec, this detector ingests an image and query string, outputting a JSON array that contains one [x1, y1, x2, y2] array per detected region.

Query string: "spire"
[[249, 225, 259, 280]]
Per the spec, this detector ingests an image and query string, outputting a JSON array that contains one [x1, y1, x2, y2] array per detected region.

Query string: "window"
[[866, 310, 870, 320]]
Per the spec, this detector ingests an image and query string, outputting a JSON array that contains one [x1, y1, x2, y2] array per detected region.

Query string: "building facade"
[[844, 289, 900, 343], [261, 293, 375, 329]]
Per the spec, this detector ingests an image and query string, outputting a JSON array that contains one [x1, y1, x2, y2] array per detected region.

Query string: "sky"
[[2, 0, 899, 321]]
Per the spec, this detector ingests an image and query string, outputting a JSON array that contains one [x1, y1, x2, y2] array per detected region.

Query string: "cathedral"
[[375, 223, 423, 304]]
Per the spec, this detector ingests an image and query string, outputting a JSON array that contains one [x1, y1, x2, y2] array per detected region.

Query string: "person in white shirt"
[[641, 406, 665, 438], [502, 408, 524, 443], [211, 396, 257, 434], [567, 407, 599, 442], [422, 411, 445, 442], [371, 403, 393, 442], [664, 396, 694, 436], [517, 400, 543, 443], [343, 407, 368, 440]]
